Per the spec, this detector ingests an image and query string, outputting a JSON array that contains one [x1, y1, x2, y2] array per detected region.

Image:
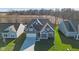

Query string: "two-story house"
[[0, 23, 25, 42], [25, 18, 54, 41]]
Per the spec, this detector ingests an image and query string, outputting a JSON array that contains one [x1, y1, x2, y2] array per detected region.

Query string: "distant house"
[[25, 19, 54, 41], [59, 19, 79, 39], [0, 23, 25, 42]]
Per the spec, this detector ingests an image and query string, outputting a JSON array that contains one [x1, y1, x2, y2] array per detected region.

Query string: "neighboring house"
[[0, 23, 25, 42], [59, 19, 79, 39], [25, 18, 54, 41]]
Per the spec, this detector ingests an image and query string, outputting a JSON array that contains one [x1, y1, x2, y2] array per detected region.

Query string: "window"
[[11, 35, 14, 38], [4, 34, 7, 37], [41, 33, 48, 39]]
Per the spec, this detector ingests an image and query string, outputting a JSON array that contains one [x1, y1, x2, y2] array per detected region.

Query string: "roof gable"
[[40, 23, 54, 33], [0, 23, 20, 32], [32, 19, 43, 25], [4, 25, 16, 32], [26, 18, 54, 32]]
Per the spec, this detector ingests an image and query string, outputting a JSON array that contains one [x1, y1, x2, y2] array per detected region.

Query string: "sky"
[[0, 0, 79, 12], [0, 8, 79, 12]]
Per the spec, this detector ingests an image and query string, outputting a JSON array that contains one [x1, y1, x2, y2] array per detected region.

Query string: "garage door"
[[27, 33, 36, 37]]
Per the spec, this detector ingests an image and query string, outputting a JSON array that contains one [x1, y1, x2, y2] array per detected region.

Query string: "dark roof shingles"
[[0, 23, 20, 32]]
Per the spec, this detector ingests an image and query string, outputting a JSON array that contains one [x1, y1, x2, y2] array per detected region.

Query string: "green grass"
[[0, 33, 26, 51], [0, 40, 15, 51], [49, 27, 79, 51], [13, 33, 26, 51], [0, 36, 15, 51], [49, 27, 71, 51]]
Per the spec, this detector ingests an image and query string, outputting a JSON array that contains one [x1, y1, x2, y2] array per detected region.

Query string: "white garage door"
[[27, 33, 36, 37]]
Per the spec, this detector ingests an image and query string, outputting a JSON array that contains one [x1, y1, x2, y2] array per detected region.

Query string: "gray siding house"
[[25, 19, 54, 41], [0, 23, 25, 42], [59, 19, 79, 39]]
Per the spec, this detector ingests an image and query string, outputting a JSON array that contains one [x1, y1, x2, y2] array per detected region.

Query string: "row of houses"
[[0, 18, 55, 43], [0, 18, 79, 45], [20, 18, 79, 50]]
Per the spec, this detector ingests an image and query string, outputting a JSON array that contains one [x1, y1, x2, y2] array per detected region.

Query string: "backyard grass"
[[49, 27, 79, 51], [13, 33, 26, 51], [1, 40, 15, 51]]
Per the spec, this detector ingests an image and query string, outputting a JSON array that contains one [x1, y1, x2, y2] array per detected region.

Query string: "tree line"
[[7, 8, 79, 21]]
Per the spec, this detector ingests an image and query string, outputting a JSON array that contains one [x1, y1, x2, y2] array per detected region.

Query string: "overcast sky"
[[0, 8, 79, 12], [0, 0, 79, 12]]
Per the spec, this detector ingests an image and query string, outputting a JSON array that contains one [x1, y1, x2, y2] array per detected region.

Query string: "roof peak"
[[36, 18, 43, 25]]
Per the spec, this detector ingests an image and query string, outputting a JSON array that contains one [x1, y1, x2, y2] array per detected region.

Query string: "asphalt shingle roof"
[[26, 18, 54, 32], [0, 23, 20, 32]]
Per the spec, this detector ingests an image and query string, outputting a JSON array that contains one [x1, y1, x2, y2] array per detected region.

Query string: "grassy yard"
[[1, 40, 15, 51], [0, 33, 26, 51], [49, 27, 79, 51], [0, 36, 15, 51]]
